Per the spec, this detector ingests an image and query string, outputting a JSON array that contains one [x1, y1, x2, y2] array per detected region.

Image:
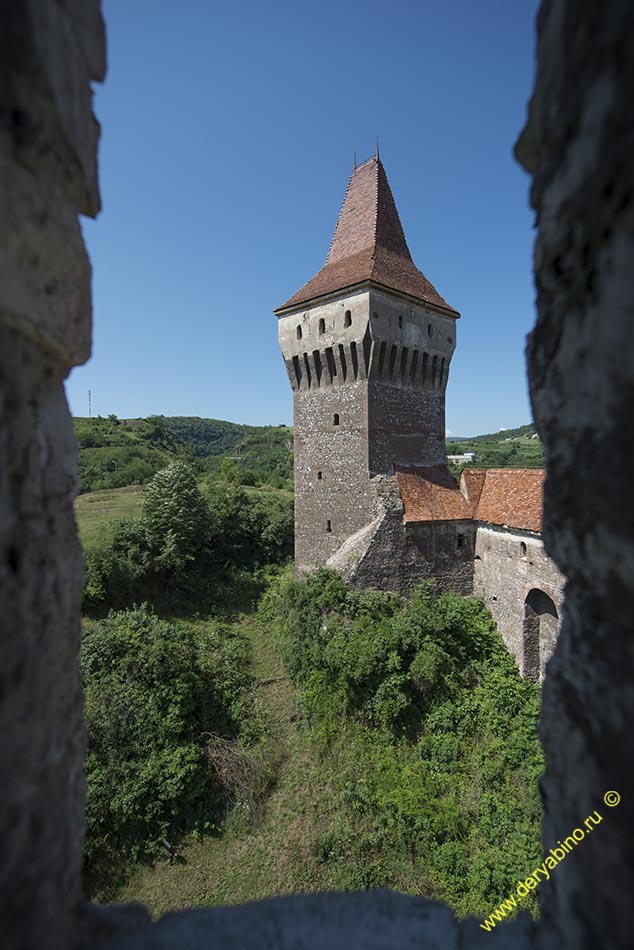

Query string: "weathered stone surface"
[[515, 0, 634, 947], [3, 0, 633, 947], [100, 891, 532, 950], [474, 525, 563, 679], [0, 2, 104, 947], [0, 0, 104, 369]]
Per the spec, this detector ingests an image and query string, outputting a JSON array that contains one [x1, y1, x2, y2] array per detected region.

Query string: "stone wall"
[[293, 381, 376, 570], [349, 509, 474, 597], [3, 0, 633, 947], [515, 0, 634, 945], [474, 525, 564, 679], [0, 2, 104, 947]]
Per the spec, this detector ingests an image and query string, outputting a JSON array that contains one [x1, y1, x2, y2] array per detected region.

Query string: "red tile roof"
[[396, 465, 472, 522], [460, 469, 486, 511], [275, 157, 459, 315], [397, 466, 545, 533], [470, 469, 545, 533]]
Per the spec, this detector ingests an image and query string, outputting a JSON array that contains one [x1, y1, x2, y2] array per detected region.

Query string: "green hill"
[[464, 423, 537, 443], [446, 423, 543, 471], [73, 415, 294, 493]]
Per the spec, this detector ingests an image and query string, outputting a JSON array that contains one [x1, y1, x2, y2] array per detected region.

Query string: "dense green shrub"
[[84, 465, 294, 614], [82, 606, 263, 899], [262, 568, 543, 917]]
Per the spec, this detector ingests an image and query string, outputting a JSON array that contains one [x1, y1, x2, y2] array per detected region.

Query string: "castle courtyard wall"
[[473, 524, 565, 678]]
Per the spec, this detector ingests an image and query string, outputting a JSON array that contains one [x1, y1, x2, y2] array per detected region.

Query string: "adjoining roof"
[[396, 465, 472, 522], [396, 465, 545, 533], [275, 157, 459, 315], [469, 468, 545, 533]]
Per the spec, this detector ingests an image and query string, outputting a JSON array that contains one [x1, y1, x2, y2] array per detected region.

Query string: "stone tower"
[[275, 155, 460, 572]]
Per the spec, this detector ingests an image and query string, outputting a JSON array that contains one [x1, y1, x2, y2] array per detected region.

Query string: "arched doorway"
[[523, 589, 558, 682]]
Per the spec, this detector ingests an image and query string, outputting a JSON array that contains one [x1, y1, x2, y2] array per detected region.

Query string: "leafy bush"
[[82, 606, 263, 899], [262, 568, 543, 917], [84, 465, 294, 615]]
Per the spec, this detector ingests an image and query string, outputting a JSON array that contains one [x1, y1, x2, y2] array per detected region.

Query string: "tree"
[[143, 462, 210, 571]]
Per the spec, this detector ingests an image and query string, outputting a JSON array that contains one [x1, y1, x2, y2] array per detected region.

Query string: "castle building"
[[275, 154, 564, 681]]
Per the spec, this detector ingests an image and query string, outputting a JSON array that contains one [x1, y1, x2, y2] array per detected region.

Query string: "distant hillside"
[[162, 417, 293, 483], [465, 423, 537, 443], [446, 423, 543, 471], [73, 415, 293, 493], [74, 415, 540, 494]]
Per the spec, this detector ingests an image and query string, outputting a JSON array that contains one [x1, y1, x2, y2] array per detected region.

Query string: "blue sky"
[[68, 0, 540, 437]]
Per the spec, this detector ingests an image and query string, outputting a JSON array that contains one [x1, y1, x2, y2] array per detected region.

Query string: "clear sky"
[[68, 0, 541, 437]]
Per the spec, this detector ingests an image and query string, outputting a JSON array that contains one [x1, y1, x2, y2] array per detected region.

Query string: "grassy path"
[[118, 616, 341, 916]]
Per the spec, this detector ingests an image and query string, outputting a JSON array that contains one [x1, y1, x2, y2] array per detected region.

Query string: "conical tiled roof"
[[275, 156, 458, 315]]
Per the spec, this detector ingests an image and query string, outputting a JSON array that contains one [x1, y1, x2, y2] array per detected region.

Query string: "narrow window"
[[520, 541, 527, 556], [317, 471, 323, 480], [326, 520, 332, 533], [447, 336, 452, 344], [427, 323, 433, 336], [399, 315, 403, 328], [457, 533, 465, 549], [344, 310, 352, 327], [319, 318, 325, 334], [373, 311, 379, 319], [296, 325, 302, 340], [333, 413, 340, 426]]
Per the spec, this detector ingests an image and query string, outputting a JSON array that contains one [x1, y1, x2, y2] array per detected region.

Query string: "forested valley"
[[77, 415, 543, 921]]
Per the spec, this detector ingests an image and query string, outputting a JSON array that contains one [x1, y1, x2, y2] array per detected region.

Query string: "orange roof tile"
[[396, 465, 472, 522], [275, 157, 459, 315], [460, 469, 486, 510], [395, 466, 545, 533], [471, 468, 545, 532]]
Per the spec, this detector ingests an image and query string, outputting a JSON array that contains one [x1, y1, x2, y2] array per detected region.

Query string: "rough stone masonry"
[[1, 1, 633, 948]]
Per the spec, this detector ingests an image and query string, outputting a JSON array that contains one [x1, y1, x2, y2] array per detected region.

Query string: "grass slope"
[[75, 486, 145, 544]]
